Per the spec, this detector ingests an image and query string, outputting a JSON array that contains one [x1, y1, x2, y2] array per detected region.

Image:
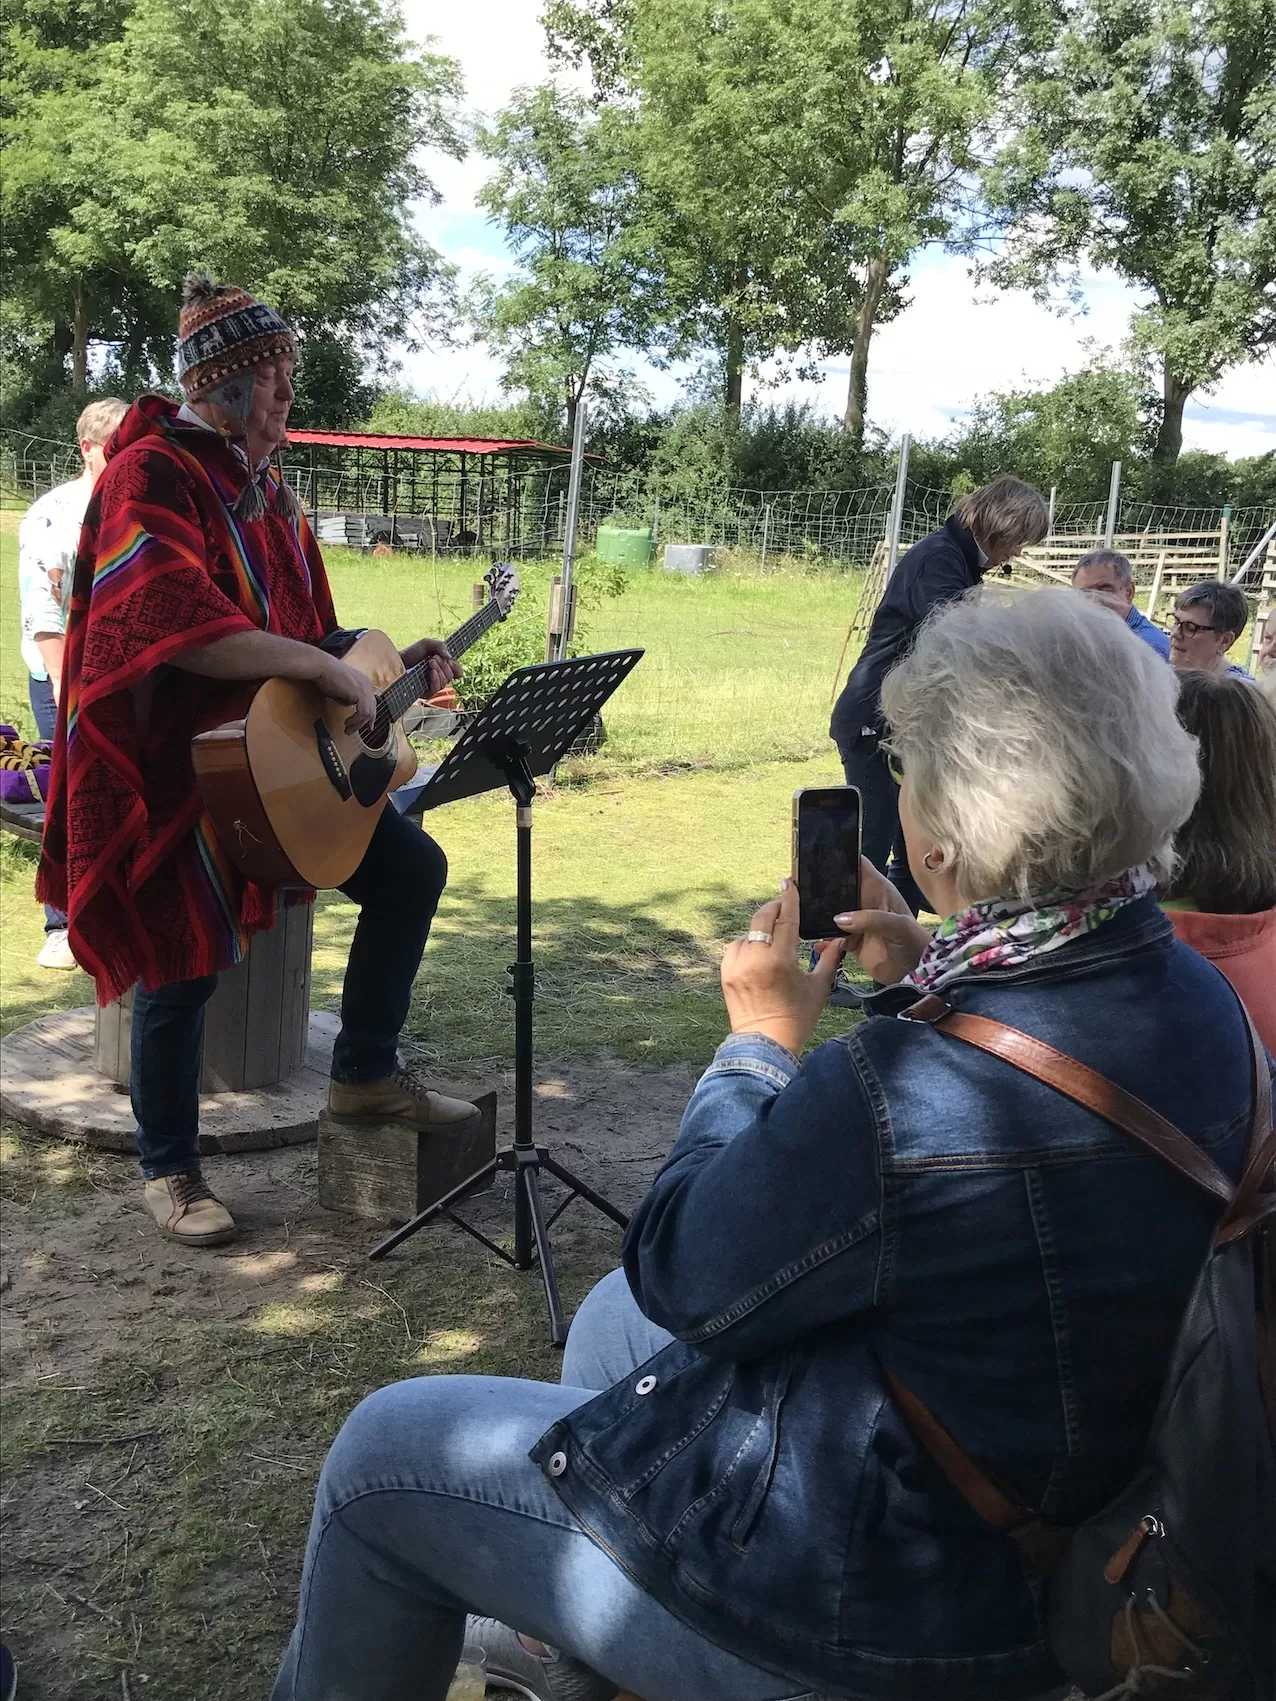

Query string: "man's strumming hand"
[[312, 654, 378, 734]]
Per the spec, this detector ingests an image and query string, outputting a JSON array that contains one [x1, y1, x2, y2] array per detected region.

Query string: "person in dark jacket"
[[831, 478, 1048, 912], [271, 589, 1268, 1701]]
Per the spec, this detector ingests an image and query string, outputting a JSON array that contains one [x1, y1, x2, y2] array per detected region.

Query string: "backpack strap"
[[885, 991, 1274, 1567], [900, 993, 1238, 1205], [1216, 1002, 1276, 1245]]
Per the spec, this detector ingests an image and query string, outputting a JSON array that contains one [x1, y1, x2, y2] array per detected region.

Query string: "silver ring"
[[745, 930, 773, 945]]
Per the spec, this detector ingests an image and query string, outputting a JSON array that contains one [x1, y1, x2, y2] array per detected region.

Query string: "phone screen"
[[792, 787, 862, 939]]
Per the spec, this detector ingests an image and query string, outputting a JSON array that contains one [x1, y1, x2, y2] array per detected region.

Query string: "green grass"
[[1, 529, 867, 1060]]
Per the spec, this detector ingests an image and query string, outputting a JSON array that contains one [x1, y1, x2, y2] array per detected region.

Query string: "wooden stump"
[[318, 1092, 497, 1224], [94, 904, 314, 1093]]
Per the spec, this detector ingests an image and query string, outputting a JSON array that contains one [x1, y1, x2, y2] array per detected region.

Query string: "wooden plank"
[[242, 911, 288, 1090], [286, 905, 313, 1075], [317, 1092, 497, 1223], [200, 953, 249, 1093]]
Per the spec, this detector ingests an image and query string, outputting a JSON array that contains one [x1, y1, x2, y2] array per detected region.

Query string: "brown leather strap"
[[882, 1369, 1072, 1575], [888, 991, 1273, 1569], [901, 997, 1236, 1205], [1217, 1003, 1276, 1245]]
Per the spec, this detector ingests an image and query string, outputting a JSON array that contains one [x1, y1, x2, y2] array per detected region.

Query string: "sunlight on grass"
[[413, 1327, 485, 1365], [247, 1303, 326, 1337], [296, 1271, 345, 1294]]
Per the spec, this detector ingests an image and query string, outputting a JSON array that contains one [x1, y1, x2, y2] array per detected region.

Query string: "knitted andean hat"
[[176, 272, 299, 521]]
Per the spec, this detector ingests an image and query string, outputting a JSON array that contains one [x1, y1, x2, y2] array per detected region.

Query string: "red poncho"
[[37, 396, 339, 1003]]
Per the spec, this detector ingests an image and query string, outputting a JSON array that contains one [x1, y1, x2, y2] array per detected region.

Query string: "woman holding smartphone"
[[273, 589, 1266, 1701]]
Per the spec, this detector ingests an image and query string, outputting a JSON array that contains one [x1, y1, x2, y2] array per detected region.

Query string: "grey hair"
[[1073, 548, 1134, 587], [880, 586, 1200, 900]]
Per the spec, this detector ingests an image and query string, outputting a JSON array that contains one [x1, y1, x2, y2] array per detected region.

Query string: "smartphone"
[[791, 786, 862, 939]]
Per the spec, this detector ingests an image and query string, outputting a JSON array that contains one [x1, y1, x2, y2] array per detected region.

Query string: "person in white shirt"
[[18, 397, 128, 968]]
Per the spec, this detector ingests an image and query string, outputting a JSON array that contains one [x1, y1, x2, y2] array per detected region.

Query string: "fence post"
[[760, 503, 771, 572], [1218, 506, 1231, 580], [652, 494, 660, 555], [1103, 461, 1121, 548], [1047, 485, 1057, 535], [887, 434, 912, 576], [549, 399, 588, 664]]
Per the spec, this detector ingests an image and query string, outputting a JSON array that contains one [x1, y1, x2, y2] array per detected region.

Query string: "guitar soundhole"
[[348, 747, 399, 807]]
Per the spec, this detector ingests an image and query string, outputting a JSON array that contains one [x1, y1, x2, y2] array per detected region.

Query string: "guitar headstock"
[[483, 562, 520, 619]]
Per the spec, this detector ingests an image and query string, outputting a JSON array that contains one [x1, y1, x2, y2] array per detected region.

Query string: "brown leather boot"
[[327, 1069, 480, 1131], [143, 1172, 238, 1247]]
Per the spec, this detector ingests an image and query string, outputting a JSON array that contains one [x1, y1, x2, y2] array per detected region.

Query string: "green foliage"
[[1, 0, 463, 425], [942, 363, 1156, 501], [470, 84, 661, 430], [548, 0, 1039, 433], [986, 0, 1276, 465], [362, 385, 563, 444]]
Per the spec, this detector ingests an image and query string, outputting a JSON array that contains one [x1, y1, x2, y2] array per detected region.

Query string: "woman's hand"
[[833, 856, 931, 984], [720, 879, 847, 1056]]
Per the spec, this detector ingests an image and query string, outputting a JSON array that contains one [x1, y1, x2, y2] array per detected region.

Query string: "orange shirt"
[[1168, 906, 1276, 1053]]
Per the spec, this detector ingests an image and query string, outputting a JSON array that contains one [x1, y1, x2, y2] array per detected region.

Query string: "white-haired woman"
[[273, 590, 1267, 1701]]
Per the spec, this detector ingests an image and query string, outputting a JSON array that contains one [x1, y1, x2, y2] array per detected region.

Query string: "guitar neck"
[[376, 598, 503, 723]]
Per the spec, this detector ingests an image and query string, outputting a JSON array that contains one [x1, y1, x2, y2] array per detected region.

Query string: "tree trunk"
[[1153, 368, 1191, 466], [724, 313, 744, 415], [71, 281, 89, 396], [844, 254, 890, 446]]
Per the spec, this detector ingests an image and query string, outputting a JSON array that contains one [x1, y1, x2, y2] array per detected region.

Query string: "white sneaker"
[[36, 929, 78, 970]]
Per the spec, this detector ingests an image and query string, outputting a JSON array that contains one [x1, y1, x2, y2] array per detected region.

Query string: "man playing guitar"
[[38, 274, 479, 1249]]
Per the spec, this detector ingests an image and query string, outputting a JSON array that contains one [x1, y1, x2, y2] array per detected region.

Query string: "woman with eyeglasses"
[[1167, 581, 1253, 676], [273, 588, 1267, 1701]]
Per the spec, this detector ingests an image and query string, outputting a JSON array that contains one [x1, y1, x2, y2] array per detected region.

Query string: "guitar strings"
[[364, 599, 500, 747]]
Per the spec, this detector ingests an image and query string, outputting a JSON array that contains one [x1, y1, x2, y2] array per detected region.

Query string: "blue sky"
[[400, 0, 1276, 459]]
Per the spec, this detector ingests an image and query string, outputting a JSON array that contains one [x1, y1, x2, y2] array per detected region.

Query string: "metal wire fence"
[[4, 426, 1272, 571]]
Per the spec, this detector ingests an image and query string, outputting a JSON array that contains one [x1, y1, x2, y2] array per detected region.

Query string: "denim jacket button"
[[547, 1450, 568, 1478], [635, 1375, 658, 1395]]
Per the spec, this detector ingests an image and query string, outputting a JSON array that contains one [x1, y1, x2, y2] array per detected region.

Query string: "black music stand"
[[368, 649, 644, 1346]]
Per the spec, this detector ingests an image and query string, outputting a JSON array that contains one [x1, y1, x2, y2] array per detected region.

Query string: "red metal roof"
[[286, 429, 575, 457]]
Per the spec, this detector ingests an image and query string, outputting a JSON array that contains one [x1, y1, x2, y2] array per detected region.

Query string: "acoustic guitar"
[[191, 562, 520, 890]]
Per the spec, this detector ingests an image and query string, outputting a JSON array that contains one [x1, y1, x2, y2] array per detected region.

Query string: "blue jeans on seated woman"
[[270, 1268, 820, 1701]]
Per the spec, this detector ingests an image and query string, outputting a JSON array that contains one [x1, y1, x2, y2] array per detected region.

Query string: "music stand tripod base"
[[368, 650, 644, 1346]]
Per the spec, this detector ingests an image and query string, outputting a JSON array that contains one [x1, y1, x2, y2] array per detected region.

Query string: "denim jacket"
[[532, 900, 1268, 1700]]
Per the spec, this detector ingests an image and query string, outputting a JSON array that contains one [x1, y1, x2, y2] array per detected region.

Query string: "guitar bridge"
[[314, 719, 353, 800]]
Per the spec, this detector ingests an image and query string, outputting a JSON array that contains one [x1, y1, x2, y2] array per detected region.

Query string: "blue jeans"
[[28, 673, 67, 932], [131, 805, 448, 1178], [837, 733, 926, 915], [271, 1269, 818, 1701]]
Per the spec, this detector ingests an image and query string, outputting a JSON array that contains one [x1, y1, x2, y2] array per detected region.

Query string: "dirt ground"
[[0, 1057, 701, 1701]]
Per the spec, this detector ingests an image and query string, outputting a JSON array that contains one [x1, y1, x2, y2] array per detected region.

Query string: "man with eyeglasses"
[[1167, 582, 1253, 678]]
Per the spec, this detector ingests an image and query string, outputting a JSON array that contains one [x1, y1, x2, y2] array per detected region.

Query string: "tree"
[[470, 84, 662, 435], [549, 0, 1038, 441], [1, 0, 464, 422], [944, 363, 1154, 499], [986, 0, 1276, 469]]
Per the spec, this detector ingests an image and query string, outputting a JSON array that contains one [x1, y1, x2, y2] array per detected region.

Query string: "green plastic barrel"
[[595, 524, 653, 568]]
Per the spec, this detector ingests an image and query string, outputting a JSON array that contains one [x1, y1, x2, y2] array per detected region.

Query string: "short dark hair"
[[1073, 548, 1134, 587], [1175, 581, 1249, 639], [1166, 671, 1276, 913]]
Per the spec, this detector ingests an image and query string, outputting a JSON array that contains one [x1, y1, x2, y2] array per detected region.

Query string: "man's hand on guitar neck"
[[173, 630, 378, 734], [400, 636, 461, 699]]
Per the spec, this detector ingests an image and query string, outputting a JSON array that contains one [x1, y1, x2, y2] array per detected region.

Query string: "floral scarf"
[[905, 866, 1157, 993]]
